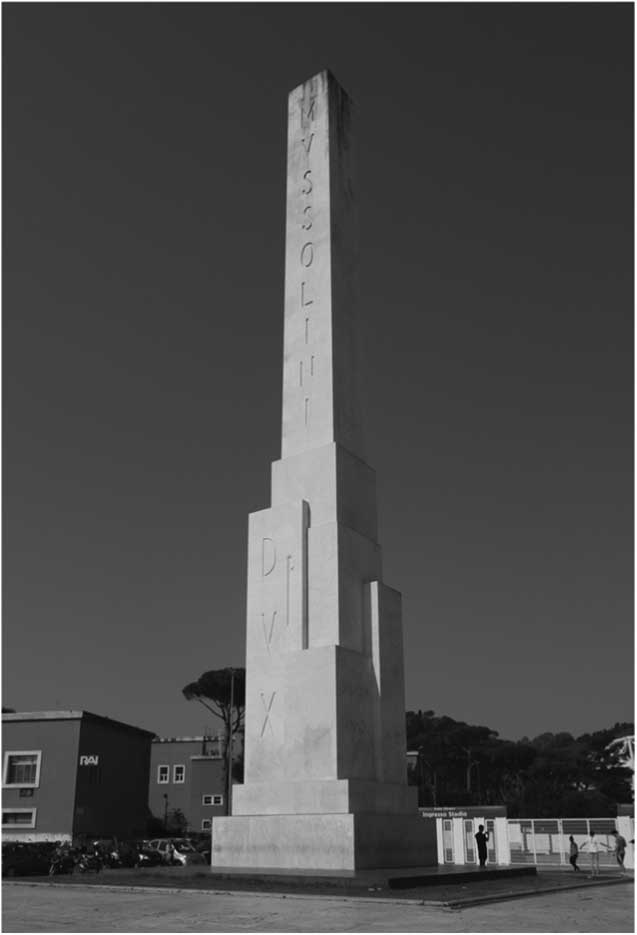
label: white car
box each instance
[147,838,205,866]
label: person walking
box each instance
[610,830,627,874]
[579,831,609,876]
[474,824,490,868]
[568,835,580,871]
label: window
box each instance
[3,809,36,829]
[157,765,169,784]
[173,764,185,784]
[201,819,212,831]
[202,794,223,806]
[3,751,42,788]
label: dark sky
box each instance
[4,3,633,742]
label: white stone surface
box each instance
[271,443,378,541]
[232,778,416,816]
[213,71,430,871]
[281,72,364,462]
[212,813,437,871]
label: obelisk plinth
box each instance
[211,71,436,871]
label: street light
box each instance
[163,793,168,830]
[227,668,235,816]
[418,749,437,808]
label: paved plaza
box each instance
[3,880,634,932]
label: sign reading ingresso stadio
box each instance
[419,806,507,819]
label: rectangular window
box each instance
[157,765,169,784]
[173,764,185,784]
[2,809,36,829]
[201,819,212,831]
[3,751,42,788]
[202,794,224,806]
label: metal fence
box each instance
[508,817,620,867]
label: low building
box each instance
[148,736,228,833]
[2,710,154,843]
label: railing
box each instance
[508,817,623,867]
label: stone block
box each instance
[245,501,309,662]
[232,779,416,816]
[271,443,378,542]
[211,812,437,871]
[368,582,407,784]
[243,645,338,785]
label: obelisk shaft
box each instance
[282,71,364,462]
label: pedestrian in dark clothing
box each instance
[610,830,627,873]
[475,824,489,867]
[568,835,580,871]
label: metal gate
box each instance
[508,817,621,867]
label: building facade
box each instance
[2,711,154,842]
[148,736,227,833]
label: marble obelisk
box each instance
[212,71,436,871]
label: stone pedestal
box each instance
[212,71,433,872]
[212,812,436,871]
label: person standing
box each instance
[579,831,609,876]
[610,830,627,873]
[474,824,490,868]
[568,835,580,871]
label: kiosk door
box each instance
[442,820,454,863]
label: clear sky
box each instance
[4,4,633,742]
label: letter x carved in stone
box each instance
[259,691,276,737]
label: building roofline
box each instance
[3,710,84,722]
[153,735,223,743]
[2,710,156,737]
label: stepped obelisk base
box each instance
[211,812,437,871]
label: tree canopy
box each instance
[182,667,245,740]
[407,710,633,817]
[182,667,247,807]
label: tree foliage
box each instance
[182,667,246,812]
[182,668,245,742]
[407,710,633,817]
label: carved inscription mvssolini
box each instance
[299,92,317,430]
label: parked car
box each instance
[134,843,164,868]
[2,842,52,878]
[147,838,206,866]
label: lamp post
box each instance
[227,668,235,816]
[163,793,168,831]
[418,749,438,808]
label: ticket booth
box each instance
[420,806,510,866]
